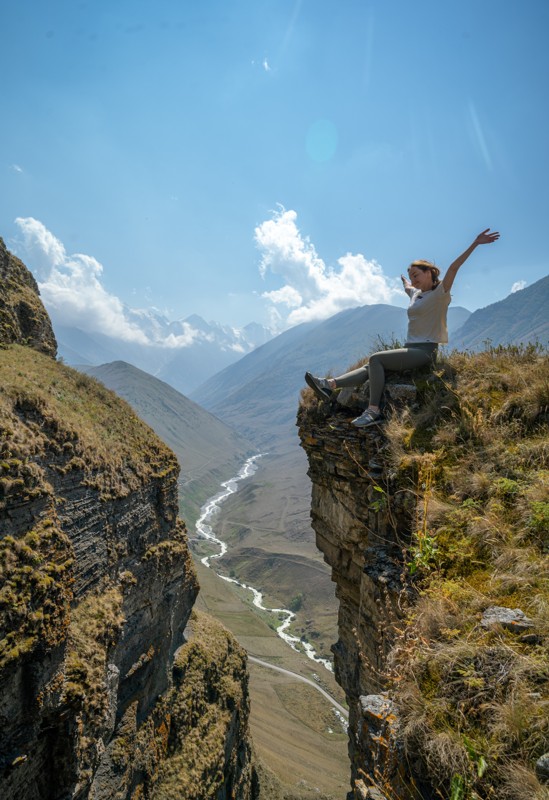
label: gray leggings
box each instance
[334,343,438,407]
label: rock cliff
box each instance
[298,398,412,798]
[0,243,256,799]
[0,237,57,357]
[298,352,549,800]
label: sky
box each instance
[1,0,548,345]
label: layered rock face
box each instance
[297,403,412,799]
[0,244,256,799]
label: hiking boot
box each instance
[305,372,333,401]
[351,409,383,427]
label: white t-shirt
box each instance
[406,282,451,344]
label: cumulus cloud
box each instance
[255,207,399,328]
[511,280,527,293]
[13,217,201,348]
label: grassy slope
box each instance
[379,345,549,800]
[0,345,176,498]
[80,360,253,523]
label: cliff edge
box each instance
[298,348,549,800]
[0,242,256,798]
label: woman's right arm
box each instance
[442,229,500,293]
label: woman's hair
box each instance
[408,259,441,288]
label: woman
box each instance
[305,228,500,427]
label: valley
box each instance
[193,558,349,799]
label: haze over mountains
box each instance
[58,274,548,411]
[58,311,272,394]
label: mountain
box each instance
[55,311,273,394]
[80,360,253,522]
[451,274,549,350]
[1,239,256,800]
[190,303,470,450]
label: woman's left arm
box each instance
[442,228,500,292]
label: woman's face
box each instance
[408,266,434,291]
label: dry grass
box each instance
[0,344,178,502]
[140,610,251,799]
[382,345,549,799]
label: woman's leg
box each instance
[333,364,369,388]
[367,347,432,407]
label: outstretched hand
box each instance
[475,228,500,246]
[401,273,411,287]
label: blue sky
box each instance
[2,0,548,339]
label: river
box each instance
[195,453,334,673]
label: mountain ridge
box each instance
[79,359,254,523]
[55,311,273,394]
[451,273,549,350]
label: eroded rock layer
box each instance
[297,403,410,797]
[0,242,256,799]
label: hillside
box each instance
[80,360,253,523]
[452,274,549,351]
[298,344,549,799]
[0,236,57,357]
[0,240,258,799]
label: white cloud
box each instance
[13,217,201,348]
[255,207,399,328]
[511,280,526,293]
[11,164,23,173]
[162,327,202,348]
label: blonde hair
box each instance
[408,259,441,288]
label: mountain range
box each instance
[57,312,272,395]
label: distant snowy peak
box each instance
[181,314,272,352]
[121,307,273,352]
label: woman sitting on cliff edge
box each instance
[305,228,500,428]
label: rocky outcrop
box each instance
[0,237,57,357]
[297,403,411,798]
[0,241,257,799]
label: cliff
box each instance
[0,243,256,798]
[0,237,57,357]
[298,348,549,800]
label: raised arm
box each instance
[401,273,414,297]
[442,229,500,293]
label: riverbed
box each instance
[195,453,334,673]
